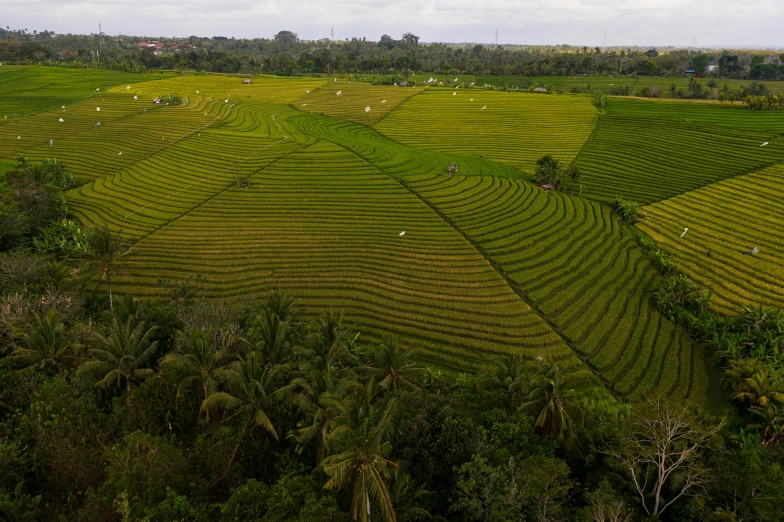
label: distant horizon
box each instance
[4,0,783,50]
[7,27,784,53]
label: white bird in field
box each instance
[365,106,371,113]
[481,105,486,110]
[680,227,689,238]
[761,142,769,147]
[61,106,65,109]
[17,136,21,139]
[381,100,387,104]
[134,96,137,100]
[126,86,130,90]
[118,152,122,155]
[302,103,307,107]
[336,91,342,96]
[453,92,456,96]
[454,78,458,82]
[225,99,229,103]
[470,98,474,101]
[96,107,101,111]
[399,231,406,236]
[471,82,475,86]
[96,88,100,91]
[59,118,64,122]
[306,90,310,93]
[196,90,200,94]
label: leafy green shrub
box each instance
[534,155,563,190]
[32,219,91,259]
[656,273,712,319]
[609,196,641,223]
[592,90,607,110]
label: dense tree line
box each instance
[3,158,784,520]
[1,27,782,80]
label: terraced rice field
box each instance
[574,115,784,204]
[638,164,784,313]
[19,66,784,406]
[110,140,577,371]
[606,97,784,135]
[295,79,424,125]
[404,175,708,402]
[374,89,598,174]
[0,66,171,116]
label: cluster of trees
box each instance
[3,26,782,80]
[3,159,784,520]
[631,78,784,106]
[533,156,581,194]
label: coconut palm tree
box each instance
[84,224,128,311]
[476,353,536,410]
[301,309,360,368]
[321,383,398,522]
[248,308,295,368]
[389,468,431,521]
[365,336,423,390]
[519,359,587,446]
[160,327,224,420]
[78,316,158,392]
[730,366,784,420]
[263,287,301,323]
[290,363,356,462]
[201,351,292,481]
[9,310,80,376]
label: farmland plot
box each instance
[294,79,425,125]
[405,174,709,402]
[374,89,598,174]
[574,115,784,204]
[638,164,784,313]
[111,140,576,371]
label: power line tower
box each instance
[98,22,103,64]
[331,27,334,40]
[495,29,498,46]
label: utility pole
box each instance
[98,22,103,64]
[331,27,334,40]
[495,29,498,47]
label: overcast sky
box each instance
[4,0,783,48]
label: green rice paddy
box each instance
[6,66,784,405]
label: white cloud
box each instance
[3,0,782,47]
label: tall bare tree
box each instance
[606,395,723,517]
